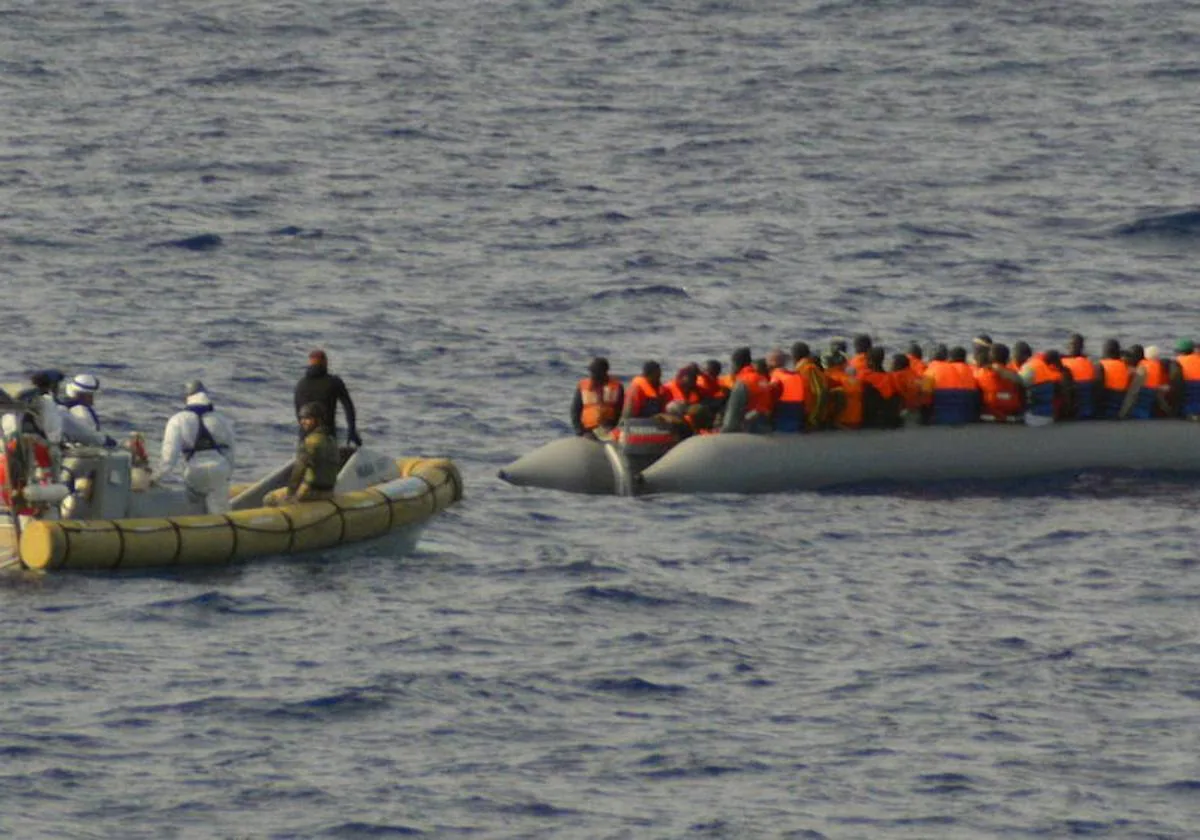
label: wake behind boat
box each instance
[500,421,1200,496]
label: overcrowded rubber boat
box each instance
[500,421,1200,496]
[1,393,462,572]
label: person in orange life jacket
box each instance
[860,347,901,429]
[723,347,773,433]
[918,344,949,423]
[696,359,729,412]
[847,334,872,379]
[663,364,702,408]
[1097,338,1134,418]
[1044,349,1076,419]
[925,346,979,425]
[822,351,863,429]
[768,348,807,433]
[976,343,1025,422]
[625,360,669,419]
[1170,339,1200,420]
[906,342,927,377]
[791,341,827,429]
[1133,345,1173,418]
[1018,346,1062,426]
[571,356,624,438]
[889,353,923,419]
[1061,333,1102,419]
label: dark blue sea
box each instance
[5,1,1200,837]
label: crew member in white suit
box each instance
[156,381,236,513]
[59,373,116,448]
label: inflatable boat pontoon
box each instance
[500,421,1200,496]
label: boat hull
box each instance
[4,456,461,572]
[501,422,1200,496]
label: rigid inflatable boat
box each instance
[500,421,1200,496]
[1,394,462,571]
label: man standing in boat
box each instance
[156,381,236,514]
[294,349,362,449]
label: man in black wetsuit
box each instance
[293,349,362,447]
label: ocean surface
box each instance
[4,0,1200,836]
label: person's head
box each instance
[754,358,769,376]
[765,348,787,371]
[830,338,848,356]
[853,334,872,355]
[973,334,993,349]
[890,353,909,372]
[307,348,328,372]
[675,366,697,390]
[184,379,212,408]
[949,346,968,364]
[65,373,100,405]
[990,342,1011,366]
[1129,343,1145,364]
[298,401,326,432]
[791,341,810,362]
[907,342,924,361]
[932,344,948,362]
[973,344,991,367]
[868,346,886,372]
[823,350,846,369]
[1013,341,1032,365]
[588,356,610,381]
[642,360,662,386]
[1121,348,1137,366]
[1102,338,1121,359]
[1067,333,1085,356]
[30,369,65,397]
[1044,349,1063,369]
[731,346,752,371]
[703,359,722,379]
[1144,346,1161,363]
[1175,339,1195,356]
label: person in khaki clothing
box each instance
[266,402,340,506]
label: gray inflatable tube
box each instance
[500,422,1200,496]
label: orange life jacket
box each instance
[626,375,668,419]
[906,355,926,376]
[736,365,776,416]
[1022,355,1061,418]
[663,379,701,406]
[1138,358,1167,389]
[1179,353,1200,416]
[976,367,1024,421]
[578,377,622,430]
[825,367,862,429]
[848,352,870,379]
[770,368,808,432]
[858,369,895,400]
[794,359,827,426]
[1098,358,1131,418]
[891,367,923,410]
[696,372,729,403]
[927,361,979,424]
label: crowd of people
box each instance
[1,349,362,519]
[571,334,1200,442]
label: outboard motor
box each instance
[618,417,678,474]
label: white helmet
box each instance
[65,373,100,400]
